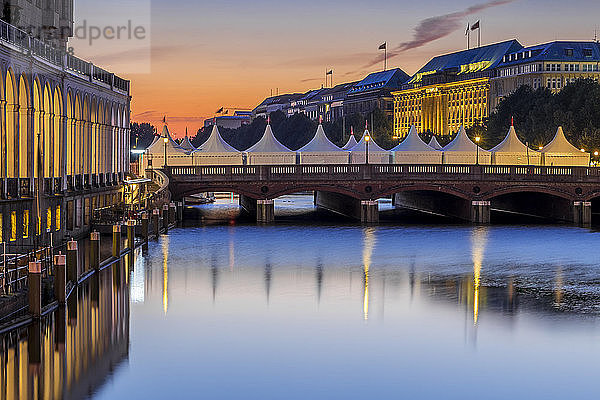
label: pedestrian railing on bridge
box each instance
[163,164,600,182]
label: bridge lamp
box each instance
[365,134,371,165]
[163,137,169,168]
[475,136,481,165]
[539,146,543,151]
[594,151,599,156]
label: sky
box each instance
[70,0,600,137]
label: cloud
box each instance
[365,0,516,68]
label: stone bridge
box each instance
[161,164,600,224]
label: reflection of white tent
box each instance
[392,126,442,164]
[491,125,541,165]
[349,129,390,164]
[142,124,191,170]
[245,124,296,165]
[428,136,443,150]
[192,125,243,165]
[541,126,590,166]
[298,124,349,164]
[342,129,358,150]
[442,126,491,165]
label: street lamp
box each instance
[365,133,371,165]
[163,137,168,168]
[475,136,481,165]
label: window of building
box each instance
[10,212,16,242]
[565,48,574,57]
[546,64,551,72]
[575,64,580,71]
[23,210,29,239]
[47,208,52,232]
[547,78,552,88]
[583,48,593,57]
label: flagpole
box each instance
[384,46,387,71]
[478,25,481,48]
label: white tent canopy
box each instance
[192,124,243,165]
[350,129,390,164]
[179,131,196,153]
[392,126,442,164]
[298,124,348,164]
[246,124,296,165]
[443,126,491,165]
[490,125,541,165]
[342,130,358,150]
[428,136,443,150]
[142,124,191,170]
[541,126,590,166]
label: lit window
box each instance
[47,208,52,232]
[23,210,29,239]
[56,206,61,231]
[10,212,16,241]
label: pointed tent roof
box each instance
[196,125,239,153]
[541,127,582,154]
[298,124,344,152]
[428,136,443,150]
[350,130,387,152]
[180,134,196,152]
[491,126,531,153]
[342,130,358,150]
[146,124,185,155]
[443,126,488,152]
[391,126,437,152]
[246,124,291,152]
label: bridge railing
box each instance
[164,164,600,182]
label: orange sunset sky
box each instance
[70,0,600,137]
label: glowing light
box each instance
[163,137,169,144]
[580,148,586,153]
[365,135,371,143]
[475,136,481,143]
[594,151,599,156]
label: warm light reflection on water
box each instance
[3,196,600,399]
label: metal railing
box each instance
[0,19,130,94]
[164,164,600,183]
[0,243,60,296]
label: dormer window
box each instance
[565,48,574,57]
[583,48,593,57]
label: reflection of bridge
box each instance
[161,164,600,224]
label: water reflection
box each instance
[162,236,169,314]
[362,227,376,321]
[0,262,130,399]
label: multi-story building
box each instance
[0,8,130,251]
[491,41,600,108]
[392,40,522,137]
[204,111,252,130]
[1,0,73,49]
[344,68,409,118]
[318,82,356,122]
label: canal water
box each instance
[2,195,600,399]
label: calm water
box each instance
[2,195,600,399]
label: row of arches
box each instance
[1,67,129,179]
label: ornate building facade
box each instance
[392,40,521,138]
[0,16,130,251]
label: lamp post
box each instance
[475,136,481,165]
[163,137,168,168]
[365,134,371,165]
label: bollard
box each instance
[169,202,176,225]
[177,201,183,222]
[66,240,78,283]
[127,220,136,250]
[28,260,42,318]
[54,253,67,304]
[153,208,160,238]
[141,212,149,251]
[162,204,169,233]
[90,231,100,271]
[112,224,122,258]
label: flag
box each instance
[465,25,470,36]
[162,115,167,124]
[471,20,480,31]
[224,110,229,115]
[326,70,333,75]
[378,42,386,50]
[216,107,224,114]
